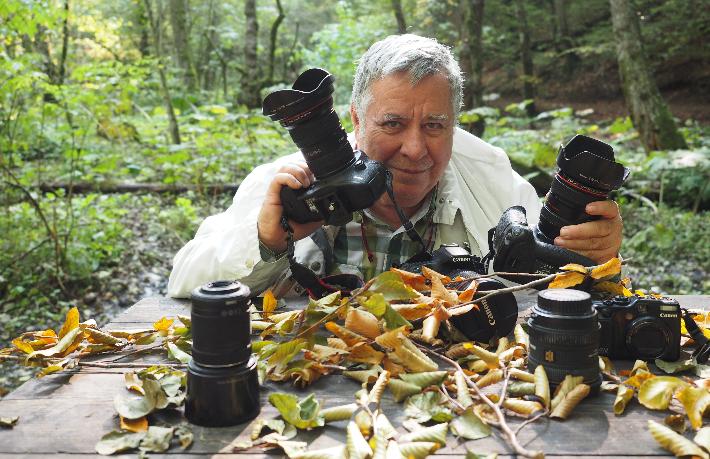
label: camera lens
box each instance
[186,280,260,427]
[449,278,518,343]
[626,318,673,359]
[262,68,356,179]
[528,289,601,392]
[535,135,630,243]
[190,280,252,367]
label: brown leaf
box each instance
[345,308,381,339]
[390,267,428,291]
[120,415,148,433]
[430,275,459,305]
[391,302,434,321]
[647,420,709,459]
[347,343,385,365]
[550,384,591,420]
[421,266,451,284]
[548,271,586,289]
[560,263,588,274]
[664,414,687,434]
[325,321,367,346]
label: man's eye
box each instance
[384,121,401,128]
[426,122,444,129]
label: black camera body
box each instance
[279,151,388,226]
[399,243,518,343]
[594,295,681,361]
[492,205,595,275]
[263,68,389,227]
[490,135,629,277]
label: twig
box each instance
[439,383,465,412]
[0,354,185,369]
[515,409,548,435]
[101,342,166,363]
[415,343,544,459]
[498,367,510,408]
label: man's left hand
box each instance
[553,200,623,265]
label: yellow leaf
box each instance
[550,384,591,420]
[421,265,451,284]
[648,420,709,459]
[262,290,277,320]
[12,338,34,354]
[552,375,584,411]
[390,267,428,291]
[120,415,148,432]
[503,399,544,417]
[325,321,367,346]
[345,308,381,339]
[613,384,634,415]
[534,365,551,410]
[430,275,459,306]
[347,343,385,366]
[590,257,622,280]
[462,343,500,370]
[153,317,174,334]
[548,271,586,289]
[592,281,633,297]
[560,263,588,274]
[638,376,689,410]
[58,307,80,339]
[676,386,710,430]
[124,372,145,395]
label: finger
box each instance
[585,200,620,219]
[277,164,312,187]
[554,235,614,252]
[559,218,616,240]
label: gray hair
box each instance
[351,34,463,125]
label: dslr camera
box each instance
[491,135,630,275]
[399,243,518,343]
[262,68,389,227]
[594,295,681,361]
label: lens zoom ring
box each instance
[529,328,598,346]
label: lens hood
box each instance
[557,135,630,191]
[262,68,335,124]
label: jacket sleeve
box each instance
[167,157,294,298]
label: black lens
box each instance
[528,289,601,392]
[190,280,252,366]
[535,135,630,243]
[262,68,355,179]
[186,280,260,426]
[626,318,672,359]
[449,278,518,343]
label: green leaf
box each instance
[95,430,146,455]
[114,378,166,419]
[450,406,492,440]
[363,293,387,318]
[655,357,695,374]
[405,392,453,423]
[370,272,419,301]
[268,393,324,429]
[267,339,306,375]
[139,426,174,453]
[167,341,192,364]
[173,424,193,450]
[400,422,448,444]
[388,378,422,403]
[399,371,448,389]
[382,304,412,330]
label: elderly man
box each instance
[168,34,622,298]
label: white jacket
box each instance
[167,128,541,297]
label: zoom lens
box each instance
[535,135,630,243]
[626,318,672,359]
[528,289,601,393]
[262,68,355,179]
[186,280,260,427]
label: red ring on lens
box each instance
[556,173,608,198]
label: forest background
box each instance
[0,0,708,394]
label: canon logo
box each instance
[659,313,677,318]
[451,257,470,263]
[482,300,495,326]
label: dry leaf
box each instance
[476,369,503,388]
[345,308,381,339]
[390,267,428,291]
[647,420,709,459]
[346,343,384,365]
[590,257,622,280]
[120,415,148,433]
[676,385,710,430]
[390,302,433,321]
[421,265,451,284]
[550,384,591,420]
[325,321,367,346]
[321,403,358,423]
[262,290,277,320]
[509,368,535,383]
[513,324,529,350]
[534,365,551,410]
[503,399,544,417]
[613,384,634,415]
[462,343,499,369]
[430,275,459,305]
[665,414,687,434]
[58,306,80,339]
[638,376,690,410]
[560,263,588,274]
[548,271,586,289]
[389,378,422,402]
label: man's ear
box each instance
[350,104,360,145]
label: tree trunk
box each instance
[514,0,536,116]
[553,0,577,78]
[57,0,70,85]
[199,0,219,90]
[391,0,407,33]
[144,0,181,144]
[466,0,485,108]
[267,0,285,85]
[239,0,261,108]
[609,0,687,151]
[168,0,194,90]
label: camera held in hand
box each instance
[594,295,681,361]
[262,68,389,227]
[399,243,518,343]
[490,135,630,276]
[185,281,260,427]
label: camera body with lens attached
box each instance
[263,68,389,227]
[594,295,681,361]
[491,135,630,276]
[399,243,519,343]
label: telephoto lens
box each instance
[528,289,601,393]
[185,281,260,427]
[535,135,630,243]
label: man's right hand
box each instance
[257,161,324,255]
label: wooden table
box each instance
[1,293,708,458]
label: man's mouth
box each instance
[392,166,428,174]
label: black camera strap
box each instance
[384,170,428,254]
[682,309,710,364]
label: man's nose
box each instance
[399,126,428,160]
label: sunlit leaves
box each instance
[550,384,590,420]
[450,407,492,440]
[638,376,690,410]
[647,420,709,459]
[95,430,145,455]
[676,386,710,430]
[268,393,325,430]
[613,384,634,415]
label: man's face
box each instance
[352,71,455,213]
